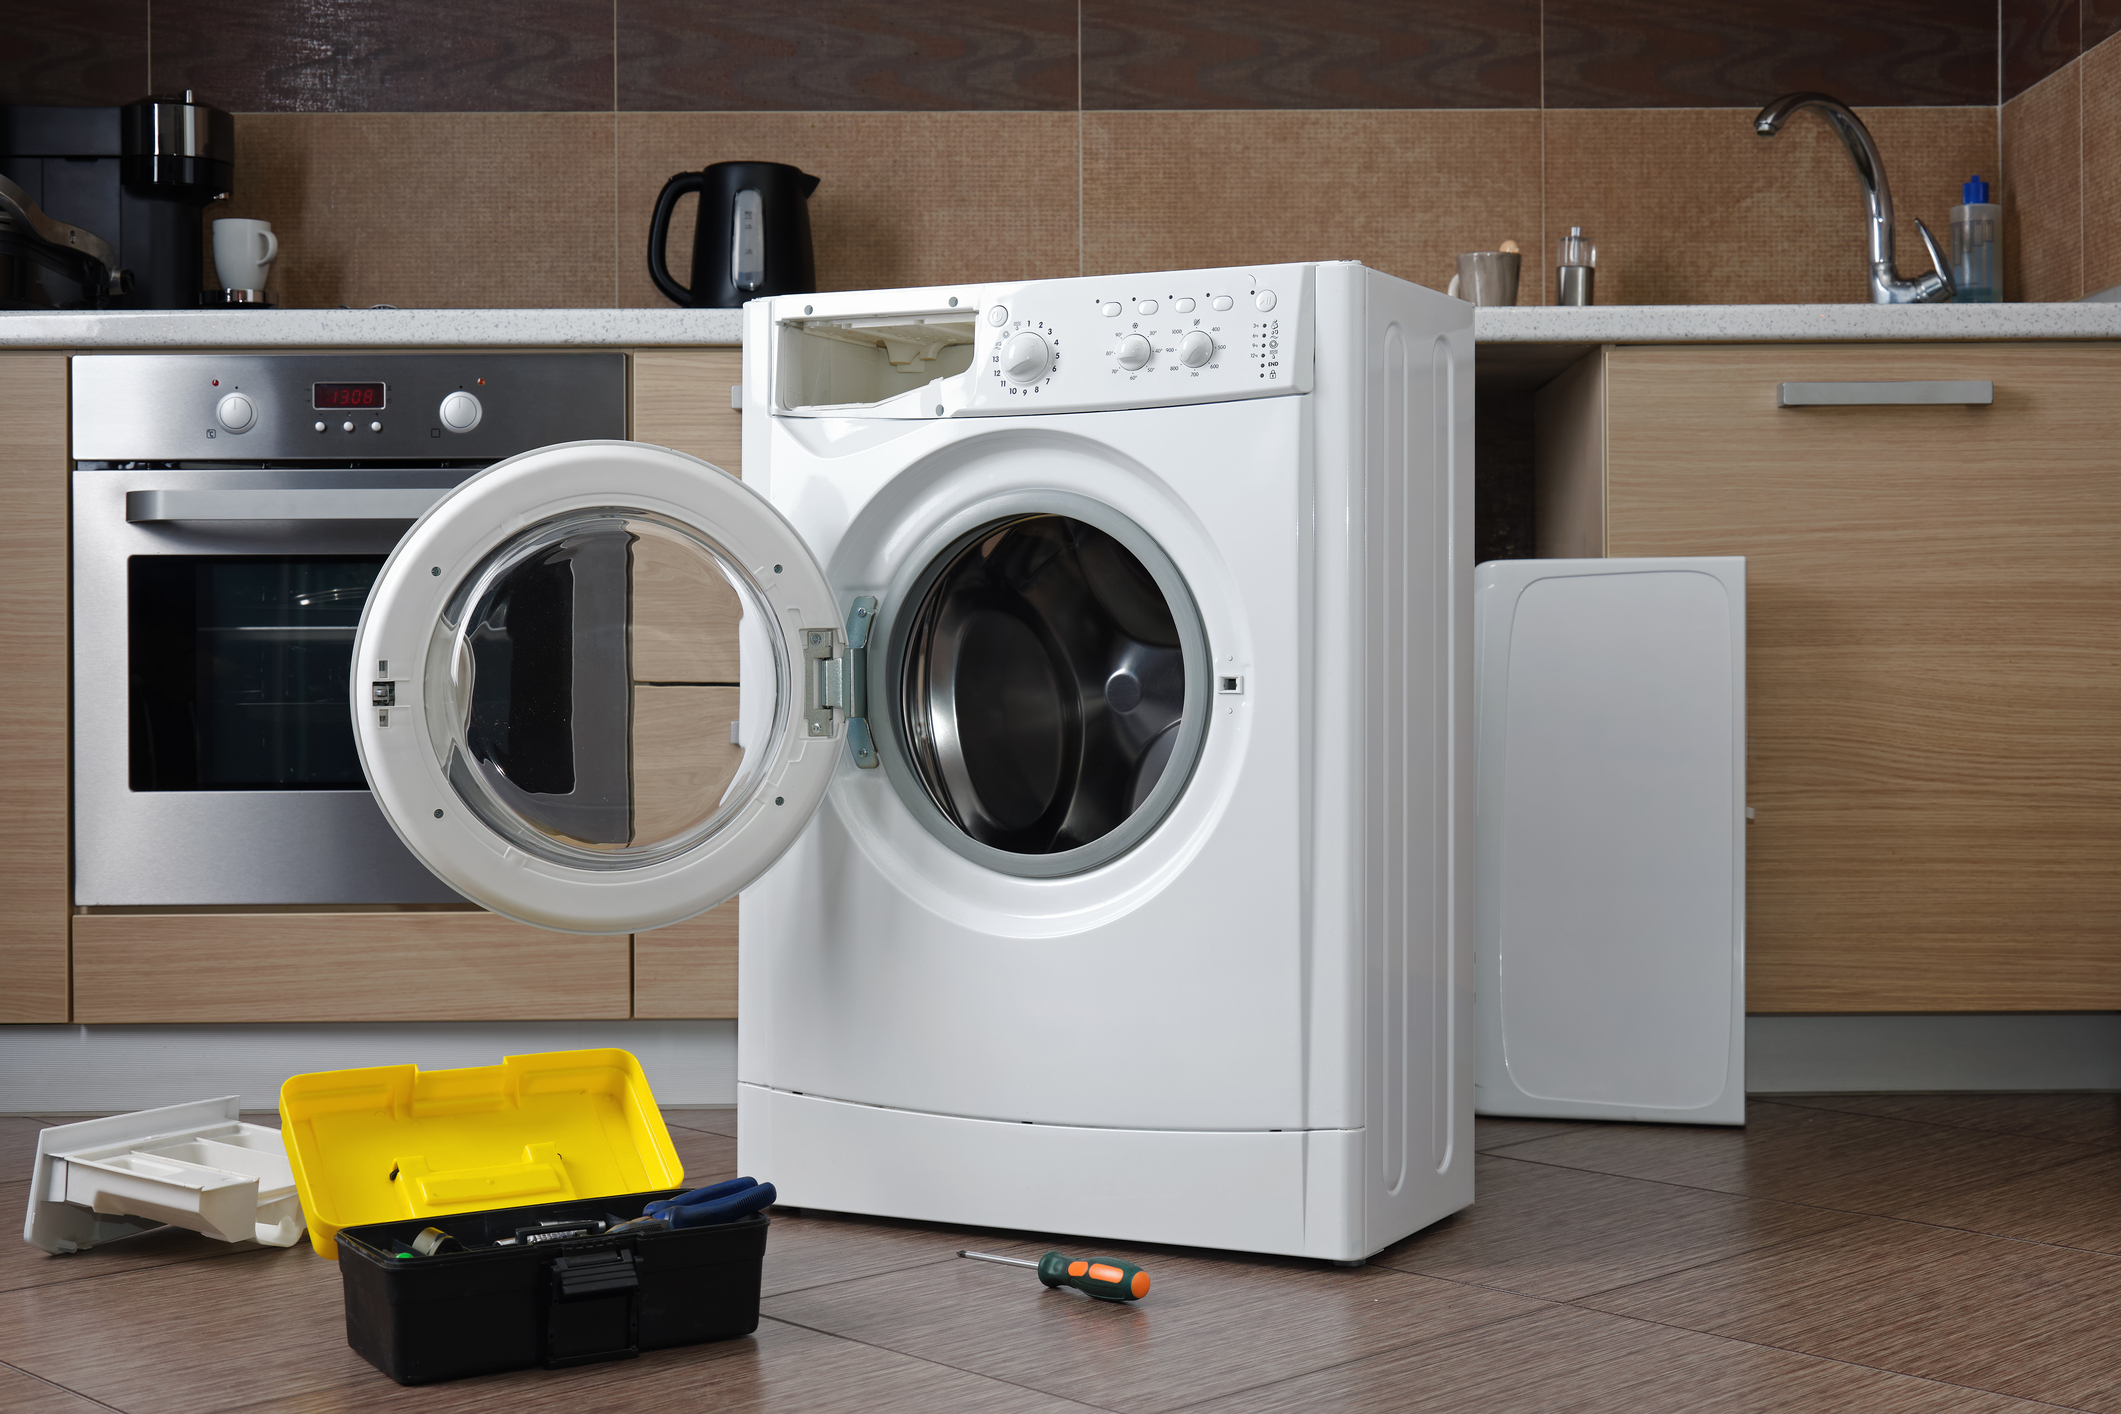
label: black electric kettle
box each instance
[648,160,819,308]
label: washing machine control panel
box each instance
[958,264,1314,417]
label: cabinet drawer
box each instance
[1604,343,2121,1012]
[73,912,631,1022]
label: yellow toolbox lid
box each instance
[279,1049,685,1259]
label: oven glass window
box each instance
[129,556,384,790]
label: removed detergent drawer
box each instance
[336,1198,768,1384]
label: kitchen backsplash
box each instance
[5,0,2115,307]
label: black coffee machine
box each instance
[0,92,234,310]
[649,161,819,308]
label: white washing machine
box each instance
[350,261,1472,1261]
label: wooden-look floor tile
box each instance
[669,1125,738,1183]
[226,1318,1100,1414]
[1897,1148,2121,1255]
[760,1211,996,1299]
[1774,1092,2121,1148]
[1486,1100,2094,1217]
[1200,1302,2059,1414]
[1583,1216,2121,1411]
[664,1106,739,1138]
[0,1361,111,1414]
[765,1239,1546,1413]
[1373,1154,1858,1300]
[1472,1117,1582,1151]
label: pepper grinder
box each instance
[1557,226,1596,305]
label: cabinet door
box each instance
[1,355,70,1022]
[1605,342,2121,1012]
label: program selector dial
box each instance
[215,392,256,433]
[439,390,483,432]
[1178,331,1216,368]
[1115,333,1154,370]
[1000,331,1053,383]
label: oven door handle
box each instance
[124,487,453,522]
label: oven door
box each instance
[354,440,838,934]
[74,467,474,905]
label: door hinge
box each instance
[801,595,879,768]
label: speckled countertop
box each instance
[0,302,2116,349]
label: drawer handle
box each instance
[1778,380,1993,406]
[125,487,449,522]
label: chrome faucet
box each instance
[1755,92,1954,304]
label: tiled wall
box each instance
[3,1,2089,309]
[2000,4,2121,299]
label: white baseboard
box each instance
[3,1014,2110,1115]
[0,1020,737,1113]
[1748,1013,2121,1092]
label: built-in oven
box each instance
[72,352,626,905]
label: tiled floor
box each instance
[4,1095,2119,1412]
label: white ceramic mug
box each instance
[212,218,278,292]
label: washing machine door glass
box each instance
[889,508,1211,877]
[352,440,839,934]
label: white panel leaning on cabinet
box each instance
[1474,558,1746,1125]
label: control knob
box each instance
[215,392,256,433]
[439,390,483,433]
[999,331,1052,384]
[1178,331,1216,368]
[1115,333,1153,371]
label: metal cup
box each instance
[1447,251,1521,307]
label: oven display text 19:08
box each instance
[312,382,387,410]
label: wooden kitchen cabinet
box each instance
[1547,342,2121,1012]
[1,355,71,1022]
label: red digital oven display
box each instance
[312,382,388,410]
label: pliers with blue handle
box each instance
[607,1176,776,1234]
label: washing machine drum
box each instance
[889,511,1211,876]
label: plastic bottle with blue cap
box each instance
[1951,175,2000,303]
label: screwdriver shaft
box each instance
[957,1249,1038,1269]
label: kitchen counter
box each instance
[0,307,745,348]
[3,301,2119,352]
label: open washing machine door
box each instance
[350,439,850,934]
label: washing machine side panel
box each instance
[1353,268,1476,1252]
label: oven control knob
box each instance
[1000,331,1052,384]
[215,392,256,433]
[1115,333,1153,370]
[439,390,483,433]
[1178,330,1216,368]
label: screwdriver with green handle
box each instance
[957,1248,1151,1301]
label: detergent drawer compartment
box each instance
[335,1193,767,1385]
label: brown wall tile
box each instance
[1545,0,1998,109]
[618,1,1077,112]
[2084,38,2121,292]
[1544,107,1996,305]
[202,113,616,309]
[2002,65,2084,299]
[2005,0,2083,101]
[0,0,148,105]
[154,0,614,112]
[1080,0,1539,111]
[616,113,1078,306]
[2091,0,2121,47]
[1082,111,1542,301]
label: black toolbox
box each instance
[335,1190,768,1384]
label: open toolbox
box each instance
[24,1097,303,1253]
[279,1048,686,1259]
[337,1193,769,1383]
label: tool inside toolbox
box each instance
[359,1177,777,1259]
